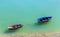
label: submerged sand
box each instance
[0,32,60,37]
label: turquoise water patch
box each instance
[0,0,60,34]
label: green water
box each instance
[0,0,60,34]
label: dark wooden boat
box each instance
[8,24,23,30]
[38,16,52,23]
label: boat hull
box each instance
[8,24,23,30]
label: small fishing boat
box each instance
[8,24,23,30]
[38,16,52,23]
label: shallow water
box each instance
[0,0,60,34]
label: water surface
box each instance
[0,0,60,34]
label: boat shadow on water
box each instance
[34,21,52,26]
[4,28,23,34]
[33,21,52,30]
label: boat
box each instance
[8,24,23,30]
[38,16,52,23]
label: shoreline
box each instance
[0,32,60,37]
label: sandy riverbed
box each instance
[0,32,60,37]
